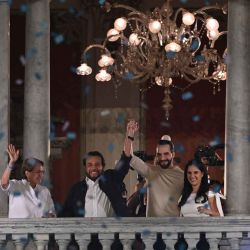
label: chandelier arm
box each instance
[195,5,224,15]
[210,31,228,48]
[82,44,111,62]
[111,3,148,20]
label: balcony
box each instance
[1,217,250,250]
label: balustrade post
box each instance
[75,234,91,250]
[99,234,114,250]
[227,232,242,250]
[240,232,250,250]
[12,234,28,250]
[55,234,71,250]
[141,232,154,249]
[34,234,49,250]
[120,233,134,250]
[206,232,221,250]
[183,233,199,249]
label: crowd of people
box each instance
[0,120,224,218]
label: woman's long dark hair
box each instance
[178,159,209,207]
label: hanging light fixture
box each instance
[77,0,227,119]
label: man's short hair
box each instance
[157,135,174,152]
[82,151,106,167]
[22,158,44,179]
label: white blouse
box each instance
[180,192,214,217]
[1,179,55,218]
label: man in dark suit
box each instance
[59,120,137,217]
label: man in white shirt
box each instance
[0,144,55,218]
[59,122,135,217]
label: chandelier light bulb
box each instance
[165,42,181,52]
[114,17,127,31]
[76,63,92,75]
[129,33,140,46]
[206,17,219,31]
[207,29,219,40]
[148,20,161,33]
[182,12,195,26]
[107,28,120,42]
[95,69,112,81]
[98,55,114,67]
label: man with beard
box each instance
[127,121,184,217]
[59,121,136,217]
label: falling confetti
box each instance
[182,91,193,100]
[15,79,23,85]
[108,143,114,152]
[0,132,4,141]
[227,152,233,162]
[100,109,111,116]
[116,112,125,124]
[62,121,70,131]
[192,115,200,122]
[67,132,77,140]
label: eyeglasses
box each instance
[30,170,45,175]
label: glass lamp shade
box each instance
[129,33,140,46]
[76,63,92,75]
[95,69,112,81]
[207,29,219,40]
[165,42,181,52]
[107,28,120,42]
[114,17,127,31]
[148,20,161,33]
[206,18,219,31]
[98,55,114,67]
[182,12,195,26]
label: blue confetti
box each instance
[13,191,21,197]
[182,91,193,100]
[124,72,134,80]
[192,115,200,122]
[26,47,37,60]
[67,132,77,140]
[35,72,42,80]
[7,0,12,6]
[108,143,114,152]
[0,132,4,141]
[116,112,125,124]
[142,229,151,236]
[175,143,185,153]
[99,0,105,5]
[209,135,221,146]
[54,34,64,44]
[180,0,188,3]
[20,4,30,13]
[212,183,222,193]
[227,152,233,162]
[49,132,56,140]
[78,208,85,216]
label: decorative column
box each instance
[225,0,250,215]
[0,0,10,217]
[23,0,50,181]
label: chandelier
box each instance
[77,0,227,119]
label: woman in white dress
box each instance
[178,159,221,217]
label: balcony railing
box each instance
[0,217,250,250]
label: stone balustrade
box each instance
[0,217,250,249]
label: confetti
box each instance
[100,109,111,116]
[62,121,70,131]
[0,132,4,141]
[116,112,125,124]
[54,34,64,44]
[192,115,200,122]
[67,132,77,140]
[182,91,193,100]
[108,143,114,152]
[15,79,23,85]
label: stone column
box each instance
[225,0,250,215]
[23,0,50,181]
[0,0,10,217]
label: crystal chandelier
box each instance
[77,0,227,119]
